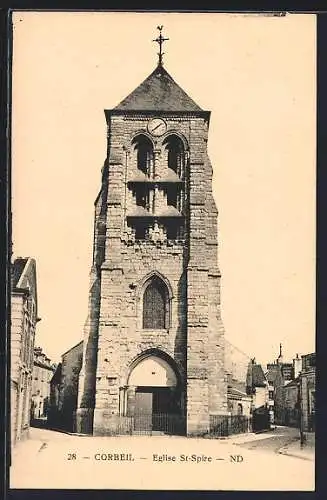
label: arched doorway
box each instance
[125,353,183,434]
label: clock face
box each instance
[147,118,167,137]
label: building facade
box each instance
[11,257,39,446]
[225,340,252,417]
[246,359,269,410]
[282,377,300,427]
[49,341,83,431]
[76,32,227,436]
[300,353,315,432]
[266,346,302,425]
[246,359,270,431]
[31,347,56,420]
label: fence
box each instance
[209,415,251,437]
[133,413,185,436]
[70,412,257,437]
[72,411,185,436]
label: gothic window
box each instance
[163,135,185,177]
[143,277,169,329]
[132,135,154,176]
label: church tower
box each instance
[76,27,227,436]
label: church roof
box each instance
[114,65,203,112]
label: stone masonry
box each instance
[76,62,227,436]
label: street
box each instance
[235,426,304,453]
[10,426,314,491]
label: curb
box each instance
[32,426,90,437]
[278,449,315,462]
[277,438,315,462]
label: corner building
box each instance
[76,59,227,436]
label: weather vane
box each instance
[153,25,169,66]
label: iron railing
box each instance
[68,412,255,437]
[209,415,251,437]
[72,411,185,436]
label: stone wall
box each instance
[228,397,252,417]
[77,111,227,436]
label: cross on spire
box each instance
[153,25,169,66]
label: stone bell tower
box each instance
[76,27,227,436]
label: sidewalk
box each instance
[229,428,278,445]
[278,437,315,462]
[231,434,270,445]
[11,434,46,464]
[11,426,71,465]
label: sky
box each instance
[11,12,316,366]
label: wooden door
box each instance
[134,391,153,432]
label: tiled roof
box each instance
[11,258,28,288]
[252,364,267,387]
[114,65,202,112]
[247,361,267,389]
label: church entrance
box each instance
[126,354,184,435]
[135,386,177,414]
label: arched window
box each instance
[237,403,243,416]
[163,135,185,177]
[163,135,186,214]
[132,135,154,176]
[143,277,169,329]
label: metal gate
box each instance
[133,413,185,435]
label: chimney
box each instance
[293,353,301,379]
